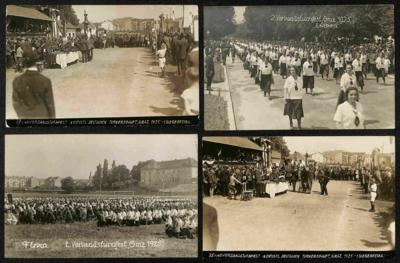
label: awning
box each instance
[203,137,263,151]
[7,5,53,22]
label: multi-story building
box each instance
[5,176,28,189]
[140,158,197,189]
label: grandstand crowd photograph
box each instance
[204,5,394,130]
[4,134,198,258]
[6,4,199,120]
[203,136,395,252]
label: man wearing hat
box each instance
[12,51,56,119]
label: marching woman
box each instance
[302,56,315,95]
[337,64,357,106]
[279,51,288,79]
[157,42,167,77]
[250,51,258,79]
[333,52,343,84]
[319,50,329,79]
[334,86,365,129]
[352,53,365,93]
[260,56,273,98]
[283,66,304,129]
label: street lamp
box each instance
[305,152,309,165]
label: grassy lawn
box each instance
[5,222,197,258]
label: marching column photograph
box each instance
[204,5,394,130]
[4,134,198,258]
[5,5,199,120]
[202,136,395,252]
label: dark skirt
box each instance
[303,76,314,90]
[251,66,257,78]
[243,61,249,70]
[280,63,287,76]
[333,68,341,78]
[260,74,272,92]
[319,64,327,75]
[355,71,364,87]
[313,62,318,73]
[284,99,304,119]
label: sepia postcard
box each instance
[4,134,198,258]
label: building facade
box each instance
[140,158,197,189]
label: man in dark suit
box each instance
[12,52,55,119]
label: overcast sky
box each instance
[72,5,197,26]
[5,135,197,179]
[284,136,395,154]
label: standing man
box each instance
[318,168,329,196]
[12,52,56,119]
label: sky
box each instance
[72,5,198,27]
[284,136,395,154]
[234,6,246,24]
[5,135,197,179]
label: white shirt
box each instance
[291,57,301,67]
[375,57,384,69]
[311,53,317,62]
[352,59,362,72]
[157,48,166,58]
[340,72,357,89]
[279,55,287,64]
[302,61,314,76]
[345,53,352,62]
[360,54,367,64]
[284,76,304,100]
[261,62,273,75]
[334,101,364,129]
[334,57,343,69]
[320,54,328,65]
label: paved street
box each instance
[6,48,186,119]
[224,58,395,130]
[204,180,394,251]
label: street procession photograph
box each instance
[203,5,395,130]
[5,4,199,125]
[202,136,395,253]
[4,134,198,258]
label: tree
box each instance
[102,159,110,188]
[61,177,75,193]
[110,165,130,189]
[204,6,236,39]
[48,5,80,26]
[92,163,102,190]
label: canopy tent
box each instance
[7,5,53,21]
[203,137,263,151]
